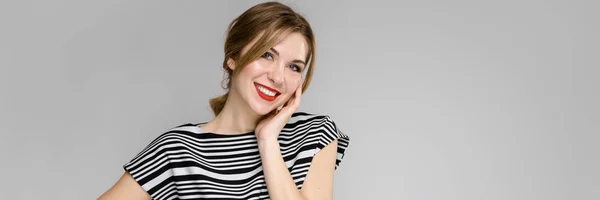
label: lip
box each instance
[254,82,281,102]
[254,82,281,94]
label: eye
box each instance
[289,64,302,72]
[261,52,273,60]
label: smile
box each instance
[254,82,281,101]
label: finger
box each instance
[277,86,302,117]
[293,85,302,107]
[285,90,298,109]
[285,88,299,107]
[279,98,298,116]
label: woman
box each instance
[99,2,350,199]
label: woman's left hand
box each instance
[255,85,302,141]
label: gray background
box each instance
[1,0,598,199]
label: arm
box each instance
[98,172,151,200]
[255,86,340,200]
[258,138,338,200]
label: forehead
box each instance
[272,32,309,61]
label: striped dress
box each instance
[123,112,350,200]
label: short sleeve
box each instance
[315,115,350,170]
[122,129,184,199]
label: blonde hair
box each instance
[209,1,316,116]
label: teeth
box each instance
[257,85,276,97]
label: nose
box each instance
[268,62,285,85]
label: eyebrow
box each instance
[270,47,306,66]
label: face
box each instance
[228,32,308,116]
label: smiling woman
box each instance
[98,2,350,200]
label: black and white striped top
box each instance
[123,112,350,200]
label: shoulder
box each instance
[125,123,201,165]
[287,112,346,135]
[144,123,202,147]
[289,111,351,169]
[288,111,335,127]
[121,123,202,197]
[287,111,350,150]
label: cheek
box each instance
[234,61,264,87]
[240,61,263,74]
[286,75,302,92]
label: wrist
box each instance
[255,131,280,143]
[257,138,279,151]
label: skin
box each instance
[98,32,338,200]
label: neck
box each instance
[205,91,261,134]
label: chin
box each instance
[246,89,286,116]
[249,102,278,116]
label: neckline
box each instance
[194,123,256,137]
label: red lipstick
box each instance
[254,82,280,102]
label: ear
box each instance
[227,58,236,71]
